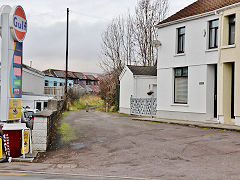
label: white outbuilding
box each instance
[119,65,157,115]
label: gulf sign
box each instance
[10,6,27,42]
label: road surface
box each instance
[1,110,240,179]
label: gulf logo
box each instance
[10,6,27,42]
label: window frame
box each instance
[229,14,236,45]
[174,67,188,104]
[45,80,49,86]
[177,27,185,54]
[54,81,57,86]
[209,19,219,49]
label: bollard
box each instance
[106,103,109,112]
[86,103,89,112]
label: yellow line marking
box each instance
[0,173,27,176]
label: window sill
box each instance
[220,44,236,49]
[174,53,185,57]
[206,48,218,52]
[171,103,189,107]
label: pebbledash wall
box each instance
[119,66,157,114]
[156,14,219,121]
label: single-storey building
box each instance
[119,65,157,114]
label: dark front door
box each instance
[231,63,235,119]
[214,64,217,118]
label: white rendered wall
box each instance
[22,69,44,95]
[158,15,218,69]
[119,68,134,114]
[135,76,157,98]
[157,14,218,121]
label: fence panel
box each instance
[130,96,157,116]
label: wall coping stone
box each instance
[34,110,57,117]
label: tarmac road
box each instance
[0,170,146,180]
[2,110,240,179]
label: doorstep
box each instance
[132,117,240,132]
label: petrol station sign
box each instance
[0,5,27,121]
[10,5,27,42]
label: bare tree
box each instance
[100,17,125,73]
[133,0,168,66]
[99,0,168,106]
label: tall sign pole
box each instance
[0,5,27,121]
[64,8,69,109]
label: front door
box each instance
[214,64,217,118]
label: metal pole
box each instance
[64,8,69,109]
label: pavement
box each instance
[1,110,240,179]
[132,117,240,132]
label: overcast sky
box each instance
[0,0,196,73]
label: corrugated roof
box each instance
[127,65,157,76]
[158,0,240,25]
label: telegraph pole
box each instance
[64,8,69,109]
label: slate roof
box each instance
[158,0,240,25]
[22,64,45,76]
[86,75,96,81]
[127,65,157,76]
[73,72,87,80]
[43,69,99,81]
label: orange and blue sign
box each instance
[10,6,27,42]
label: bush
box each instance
[109,106,117,112]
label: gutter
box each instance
[215,2,240,14]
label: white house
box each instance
[119,65,157,114]
[22,64,54,110]
[155,0,222,121]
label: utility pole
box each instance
[64,8,69,109]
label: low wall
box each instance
[32,99,63,152]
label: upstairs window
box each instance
[54,81,57,86]
[177,27,185,54]
[209,19,219,49]
[45,80,49,86]
[174,67,188,104]
[229,14,235,45]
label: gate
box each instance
[130,96,157,116]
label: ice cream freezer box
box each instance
[0,123,30,158]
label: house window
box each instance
[209,19,219,49]
[229,14,235,45]
[45,80,49,86]
[177,27,185,54]
[69,83,72,87]
[174,67,188,104]
[54,81,57,86]
[59,83,63,86]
